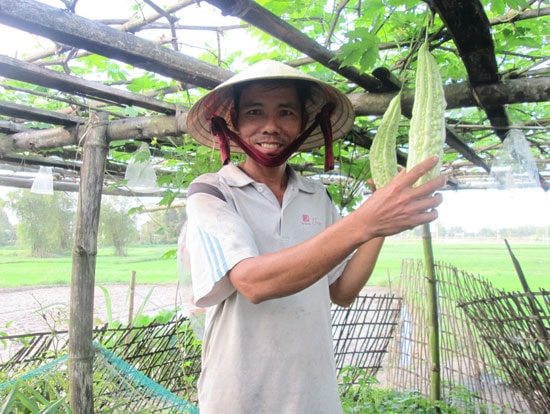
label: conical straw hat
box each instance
[185,60,355,153]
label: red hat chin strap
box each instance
[317,103,336,171]
[210,102,336,171]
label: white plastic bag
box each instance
[124,142,159,193]
[489,129,540,189]
[30,166,54,195]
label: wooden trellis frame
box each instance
[0,0,549,411]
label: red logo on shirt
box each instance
[302,214,321,226]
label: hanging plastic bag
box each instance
[124,142,159,193]
[177,220,206,340]
[30,166,54,195]
[489,129,540,189]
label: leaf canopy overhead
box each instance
[0,0,548,205]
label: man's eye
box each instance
[246,109,262,115]
[280,110,295,116]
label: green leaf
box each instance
[1,383,19,413]
[490,0,505,15]
[339,29,380,72]
[162,248,177,259]
[38,396,68,413]
[98,285,113,324]
[132,287,155,323]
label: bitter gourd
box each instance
[406,42,447,186]
[370,93,401,188]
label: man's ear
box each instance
[230,105,239,130]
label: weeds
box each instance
[338,367,498,413]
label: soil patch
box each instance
[0,282,194,337]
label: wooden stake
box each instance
[128,270,136,326]
[68,112,108,413]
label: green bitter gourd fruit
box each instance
[406,42,447,186]
[370,93,402,188]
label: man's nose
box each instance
[261,115,280,134]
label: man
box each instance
[183,60,445,413]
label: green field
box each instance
[0,245,178,287]
[370,239,549,291]
[0,240,548,292]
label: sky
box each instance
[434,187,550,232]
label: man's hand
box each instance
[357,156,445,238]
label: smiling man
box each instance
[184,60,445,413]
[231,80,305,204]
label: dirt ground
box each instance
[0,282,195,337]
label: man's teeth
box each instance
[259,143,279,149]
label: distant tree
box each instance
[0,200,16,246]
[435,223,447,238]
[478,227,497,238]
[99,198,139,256]
[7,190,75,257]
[139,206,186,245]
[446,226,465,238]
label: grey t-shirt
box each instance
[186,163,347,413]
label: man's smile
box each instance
[256,141,286,152]
[258,143,281,149]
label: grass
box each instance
[0,240,548,291]
[0,245,177,287]
[370,238,549,291]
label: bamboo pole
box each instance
[504,238,550,355]
[69,112,109,413]
[422,222,441,403]
[128,270,136,326]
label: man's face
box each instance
[236,82,303,157]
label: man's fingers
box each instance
[410,208,440,228]
[414,192,444,212]
[403,156,440,184]
[416,175,447,195]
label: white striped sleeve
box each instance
[186,191,258,307]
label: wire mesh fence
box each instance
[1,315,201,406]
[386,259,548,413]
[332,293,402,383]
[458,289,550,413]
[1,293,400,409]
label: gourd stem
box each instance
[422,222,441,403]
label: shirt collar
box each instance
[220,163,316,194]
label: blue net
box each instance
[0,342,198,413]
